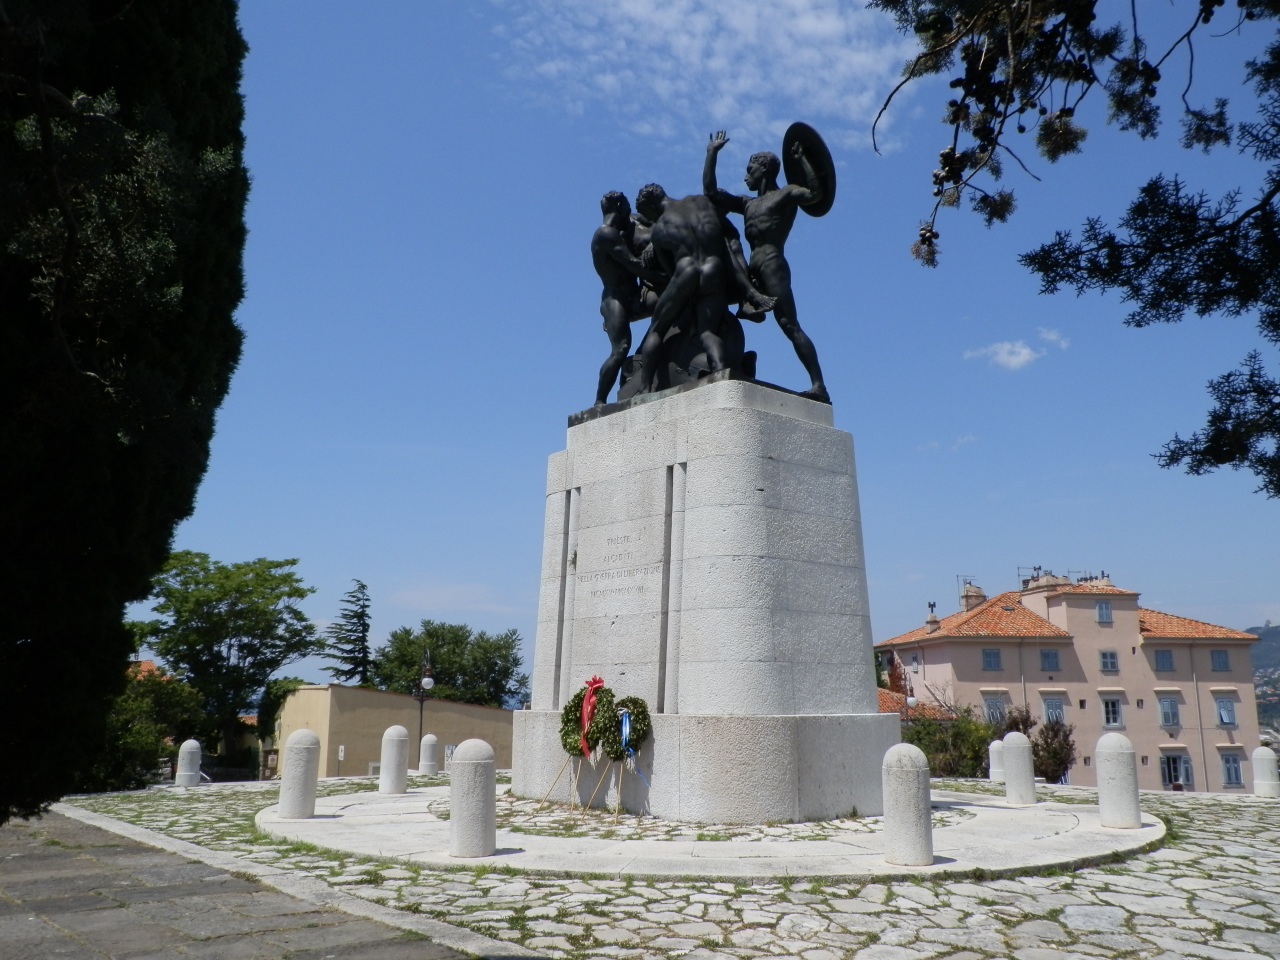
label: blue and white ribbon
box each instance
[618,707,651,787]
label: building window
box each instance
[1154,649,1174,672]
[1096,600,1113,623]
[1222,753,1244,787]
[1160,754,1192,788]
[911,653,919,673]
[1211,649,1230,672]
[1158,698,1180,727]
[1044,698,1065,723]
[1100,650,1118,672]
[1040,649,1060,672]
[984,698,1006,723]
[982,648,1002,671]
[1217,698,1237,726]
[1102,697,1123,727]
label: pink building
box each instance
[876,572,1260,793]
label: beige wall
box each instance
[277,684,514,779]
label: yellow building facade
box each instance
[277,684,514,778]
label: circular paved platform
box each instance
[256,787,1165,880]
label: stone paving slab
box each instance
[39,804,541,959]
[254,788,1164,879]
[0,811,484,960]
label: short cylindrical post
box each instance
[379,725,409,794]
[1096,732,1141,828]
[278,729,321,819]
[449,738,496,858]
[420,733,438,776]
[175,739,201,787]
[881,743,933,866]
[1252,746,1279,798]
[1002,731,1036,806]
[988,740,1005,782]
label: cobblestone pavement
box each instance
[63,778,1280,960]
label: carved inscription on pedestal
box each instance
[576,527,664,606]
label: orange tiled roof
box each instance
[1139,609,1257,640]
[877,688,953,719]
[877,591,1069,647]
[1046,583,1137,597]
[129,659,160,677]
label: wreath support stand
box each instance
[535,754,573,812]
[584,757,613,815]
[613,763,624,823]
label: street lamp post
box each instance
[905,695,918,726]
[412,648,434,745]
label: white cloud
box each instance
[1039,327,1070,350]
[390,583,526,616]
[963,340,1044,371]
[491,0,916,149]
[951,434,976,451]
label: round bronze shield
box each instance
[782,121,836,217]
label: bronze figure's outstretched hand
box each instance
[708,130,729,154]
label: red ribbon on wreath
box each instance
[580,675,605,757]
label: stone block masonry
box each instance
[512,375,898,823]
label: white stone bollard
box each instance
[1002,731,1036,806]
[1253,745,1280,798]
[379,725,409,795]
[881,743,934,866]
[1096,732,1141,828]
[449,738,496,858]
[175,739,201,787]
[278,729,321,819]
[420,733,438,776]
[988,740,1005,783]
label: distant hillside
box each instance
[1248,623,1280,730]
[1247,623,1280,672]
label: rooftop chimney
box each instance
[960,582,987,612]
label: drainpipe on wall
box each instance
[1191,639,1209,790]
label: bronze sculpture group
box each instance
[592,124,834,407]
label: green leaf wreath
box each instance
[559,685,652,760]
[560,684,616,757]
[600,695,651,761]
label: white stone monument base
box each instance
[512,709,899,824]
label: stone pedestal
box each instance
[279,729,320,819]
[1096,732,1141,828]
[175,739,201,788]
[511,376,897,823]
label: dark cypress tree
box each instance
[324,580,374,686]
[0,0,248,821]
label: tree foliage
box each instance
[141,552,321,753]
[324,579,373,685]
[370,620,530,709]
[904,702,1076,779]
[257,676,307,745]
[992,703,1038,739]
[74,662,206,793]
[902,706,994,777]
[1032,718,1079,782]
[0,1,247,821]
[873,0,1280,495]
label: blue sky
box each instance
[144,2,1280,682]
